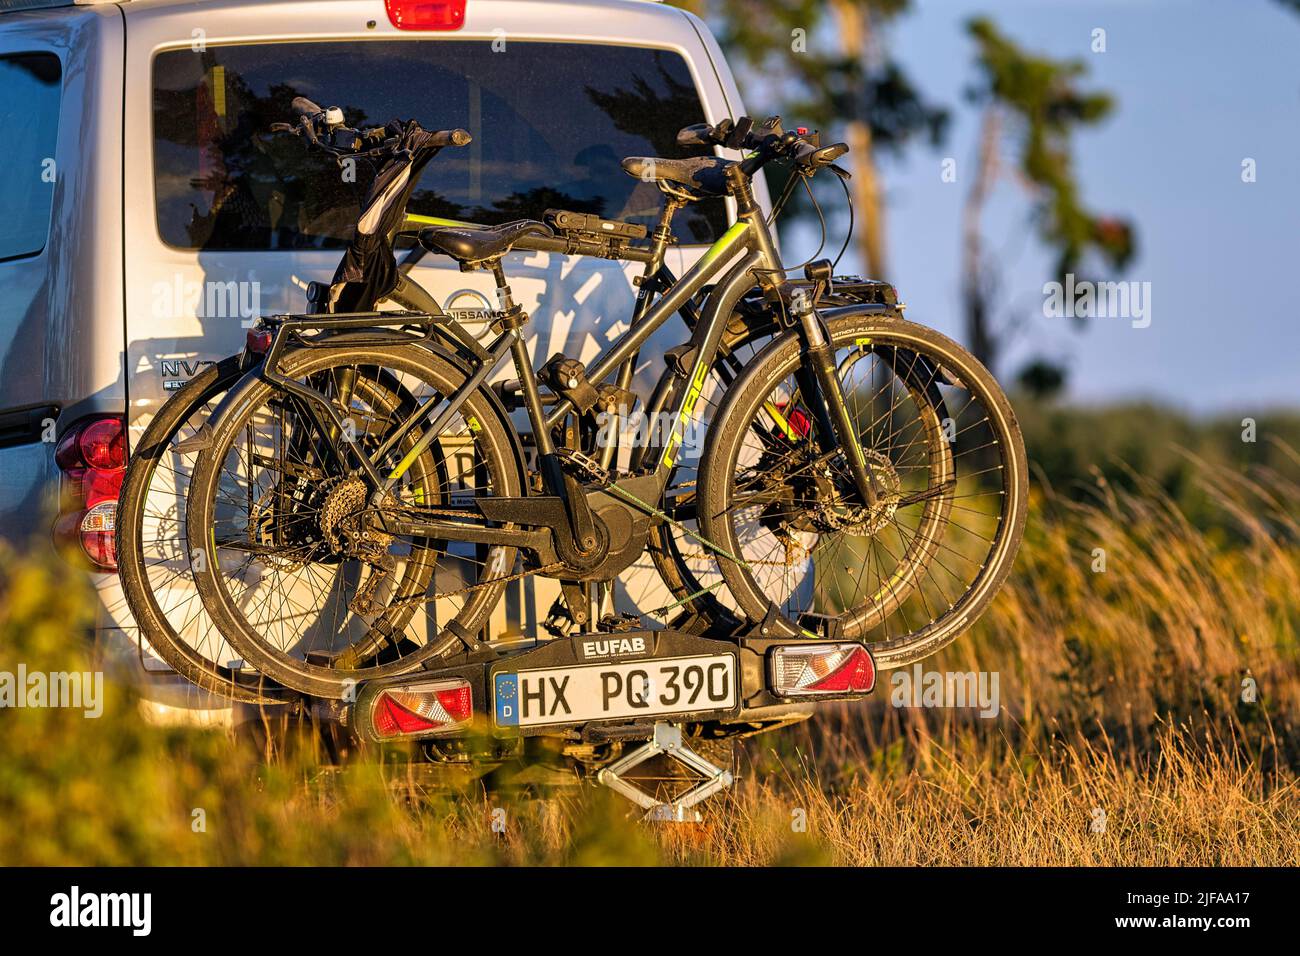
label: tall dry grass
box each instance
[0,445,1296,865]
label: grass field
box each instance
[0,438,1296,866]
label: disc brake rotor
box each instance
[816,448,903,537]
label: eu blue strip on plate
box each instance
[494,673,519,726]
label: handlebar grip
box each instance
[676,123,715,148]
[431,128,472,148]
[291,96,323,119]
[792,140,849,169]
[813,142,849,166]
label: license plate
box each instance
[493,654,737,728]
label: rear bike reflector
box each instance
[384,0,466,31]
[370,678,473,740]
[245,326,272,356]
[769,643,875,697]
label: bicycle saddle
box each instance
[621,155,731,197]
[418,220,554,263]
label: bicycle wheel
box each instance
[117,356,290,704]
[698,313,1028,667]
[187,343,523,699]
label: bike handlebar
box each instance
[272,99,471,162]
[677,115,850,181]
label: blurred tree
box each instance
[962,17,1136,376]
[1016,357,1067,400]
[670,0,946,279]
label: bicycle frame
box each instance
[253,170,877,562]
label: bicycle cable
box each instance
[831,169,854,270]
[752,169,829,281]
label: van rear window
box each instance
[152,40,727,250]
[0,52,61,262]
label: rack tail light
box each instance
[52,415,127,572]
[769,643,876,697]
[367,678,474,740]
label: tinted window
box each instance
[0,53,61,261]
[153,40,726,250]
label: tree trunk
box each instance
[963,106,1000,370]
[830,0,888,280]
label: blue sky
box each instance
[778,0,1299,414]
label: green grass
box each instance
[1,421,1297,865]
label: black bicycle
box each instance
[115,100,482,703]
[181,115,1029,699]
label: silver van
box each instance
[0,0,770,712]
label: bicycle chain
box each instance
[333,500,565,610]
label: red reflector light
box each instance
[788,407,811,438]
[769,644,876,697]
[774,401,812,440]
[245,326,272,356]
[375,695,441,736]
[385,0,466,31]
[434,684,473,722]
[369,679,473,740]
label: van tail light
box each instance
[769,643,876,697]
[369,679,473,740]
[384,0,466,31]
[52,415,127,572]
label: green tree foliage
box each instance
[670,1,946,278]
[962,17,1135,376]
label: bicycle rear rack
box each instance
[596,722,733,822]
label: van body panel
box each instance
[0,4,124,538]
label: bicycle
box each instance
[183,115,1029,699]
[116,99,481,703]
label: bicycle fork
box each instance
[791,297,880,509]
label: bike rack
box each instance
[596,722,733,822]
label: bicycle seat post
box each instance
[487,259,519,323]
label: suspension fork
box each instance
[793,297,880,508]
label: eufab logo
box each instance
[494,673,519,727]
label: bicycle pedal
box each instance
[543,597,577,639]
[597,612,642,633]
[555,447,609,483]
